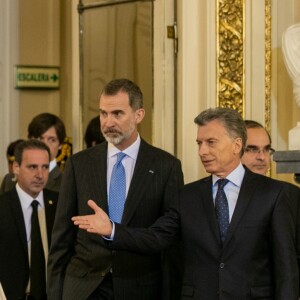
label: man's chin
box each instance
[253,167,267,175]
[105,135,123,146]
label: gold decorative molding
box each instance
[265,0,271,134]
[216,0,271,124]
[216,0,245,117]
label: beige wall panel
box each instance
[18,0,62,139]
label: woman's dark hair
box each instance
[84,116,105,148]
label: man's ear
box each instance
[233,137,243,155]
[135,108,145,124]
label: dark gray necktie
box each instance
[30,200,46,299]
[215,179,229,243]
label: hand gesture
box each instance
[72,200,112,236]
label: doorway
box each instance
[78,0,154,146]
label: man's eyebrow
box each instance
[247,144,271,147]
[99,109,124,113]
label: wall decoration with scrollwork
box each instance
[264,0,271,134]
[217,0,245,116]
[216,0,272,125]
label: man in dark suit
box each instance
[73,107,299,299]
[47,79,184,300]
[241,119,300,295]
[0,139,58,300]
[1,113,67,194]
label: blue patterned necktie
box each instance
[215,179,229,243]
[109,152,127,223]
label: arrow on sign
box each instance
[50,74,59,82]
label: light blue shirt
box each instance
[212,163,245,221]
[107,135,141,199]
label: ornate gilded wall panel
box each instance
[216,0,245,116]
[216,0,271,127]
[264,0,271,133]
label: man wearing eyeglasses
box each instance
[241,120,275,175]
[242,119,300,295]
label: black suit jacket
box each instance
[0,187,58,300]
[112,168,299,299]
[47,140,184,300]
[46,165,62,192]
[281,181,300,294]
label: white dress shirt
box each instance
[16,183,48,291]
[49,158,57,172]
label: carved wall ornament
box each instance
[217,0,245,116]
[216,0,272,129]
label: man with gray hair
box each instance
[73,107,299,299]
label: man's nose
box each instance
[198,143,209,155]
[35,168,44,178]
[103,115,115,127]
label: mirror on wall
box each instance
[79,0,154,147]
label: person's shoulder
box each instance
[0,173,16,193]
[278,180,300,196]
[140,139,179,161]
[245,169,287,194]
[0,187,18,204]
[182,176,211,190]
[43,188,59,200]
[70,142,107,160]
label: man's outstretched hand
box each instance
[72,200,113,236]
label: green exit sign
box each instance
[15,65,60,89]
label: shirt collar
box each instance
[16,183,44,209]
[108,134,141,161]
[212,162,245,188]
[49,158,57,172]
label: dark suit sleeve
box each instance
[282,182,300,295]
[297,189,300,295]
[47,157,78,300]
[272,184,299,298]
[111,204,181,253]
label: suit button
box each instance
[220,262,225,268]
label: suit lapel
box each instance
[89,143,109,213]
[44,190,57,247]
[200,176,222,244]
[223,169,257,247]
[121,140,155,224]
